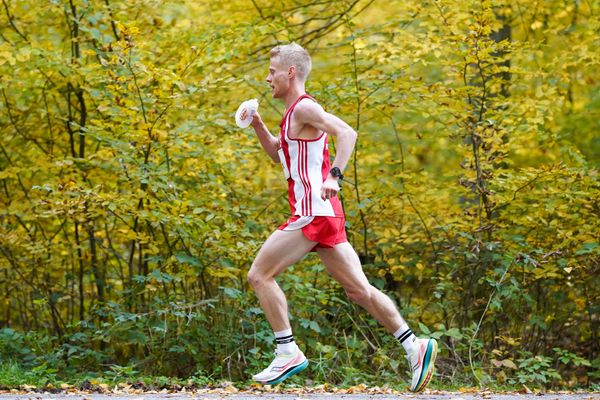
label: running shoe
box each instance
[407,337,438,392]
[252,348,308,385]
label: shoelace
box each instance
[268,350,291,368]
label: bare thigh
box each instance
[249,229,317,280]
[316,242,370,292]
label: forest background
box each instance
[0,0,598,392]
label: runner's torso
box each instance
[277,94,344,217]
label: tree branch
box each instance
[103,0,121,41]
[1,0,28,42]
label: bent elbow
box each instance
[346,128,358,143]
[269,148,280,163]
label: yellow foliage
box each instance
[0,0,597,385]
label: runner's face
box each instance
[266,57,289,99]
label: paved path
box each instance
[0,392,597,400]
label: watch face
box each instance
[330,167,342,178]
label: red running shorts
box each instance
[279,215,348,250]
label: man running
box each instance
[247,42,437,392]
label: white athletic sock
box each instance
[274,328,297,354]
[394,323,417,354]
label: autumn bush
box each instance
[0,0,598,390]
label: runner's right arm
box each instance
[250,112,279,163]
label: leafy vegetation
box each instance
[0,0,598,391]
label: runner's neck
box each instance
[283,87,307,109]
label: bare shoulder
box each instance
[292,97,352,135]
[293,98,326,123]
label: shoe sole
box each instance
[257,359,309,385]
[413,339,437,392]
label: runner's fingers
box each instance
[320,187,338,200]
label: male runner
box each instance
[247,42,437,392]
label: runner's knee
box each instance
[247,262,276,288]
[247,267,264,288]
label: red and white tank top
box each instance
[277,94,344,217]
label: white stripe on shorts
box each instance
[282,216,315,231]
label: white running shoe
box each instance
[252,347,308,385]
[407,337,438,392]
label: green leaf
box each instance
[418,322,430,335]
[309,321,321,333]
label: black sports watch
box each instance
[329,167,344,180]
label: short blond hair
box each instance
[270,42,312,81]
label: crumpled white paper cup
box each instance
[235,99,259,128]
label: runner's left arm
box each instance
[293,101,357,200]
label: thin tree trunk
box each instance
[490,8,511,98]
[75,220,85,321]
[86,214,104,303]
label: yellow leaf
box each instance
[16,48,30,62]
[531,20,543,30]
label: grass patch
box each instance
[0,360,59,388]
